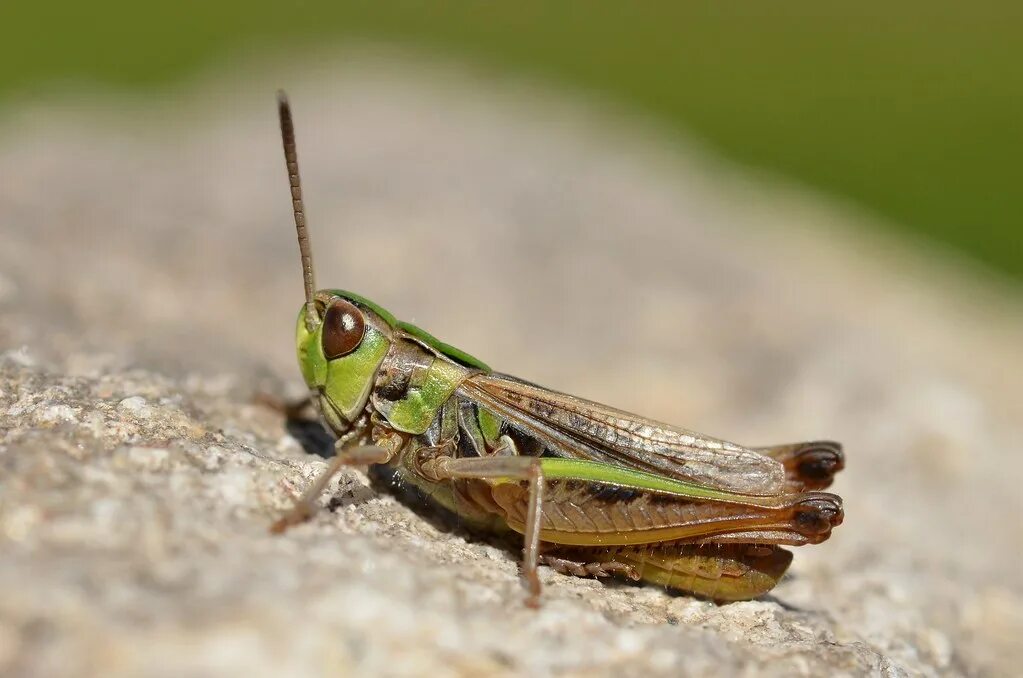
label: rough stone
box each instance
[1,54,1020,677]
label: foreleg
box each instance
[271,441,391,534]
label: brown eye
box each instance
[322,300,366,358]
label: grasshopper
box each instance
[270,93,844,605]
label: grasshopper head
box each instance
[296,290,396,434]
[276,94,401,435]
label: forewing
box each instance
[459,373,786,496]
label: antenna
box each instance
[277,91,319,331]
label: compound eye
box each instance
[321,299,366,359]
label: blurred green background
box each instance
[2,2,1020,281]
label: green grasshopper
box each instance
[270,94,844,605]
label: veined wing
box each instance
[458,373,786,496]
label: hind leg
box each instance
[539,553,640,581]
[754,441,844,490]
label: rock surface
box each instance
[1,56,1021,677]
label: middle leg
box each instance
[427,455,546,607]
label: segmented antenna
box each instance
[277,91,319,331]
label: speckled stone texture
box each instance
[1,56,1021,677]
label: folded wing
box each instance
[459,373,786,496]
